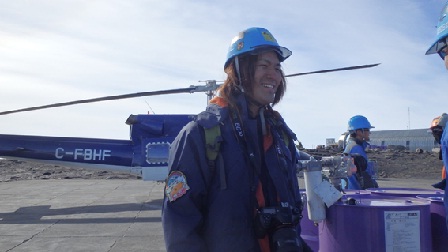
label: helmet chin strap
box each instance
[234,56,245,93]
[233,55,271,126]
[234,57,265,107]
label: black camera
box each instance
[254,203,303,252]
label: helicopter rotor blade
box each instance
[0,63,380,116]
[285,63,380,77]
[0,87,195,116]
[0,80,223,116]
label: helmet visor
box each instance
[438,50,446,60]
[426,36,448,57]
[251,45,292,62]
[435,37,448,59]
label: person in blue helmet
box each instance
[343,115,378,190]
[426,0,448,233]
[162,27,312,252]
[429,114,448,190]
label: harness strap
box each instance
[205,125,221,166]
[204,124,227,190]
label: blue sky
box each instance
[0,0,447,148]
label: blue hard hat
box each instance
[224,27,292,69]
[426,1,448,59]
[348,115,375,132]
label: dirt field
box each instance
[0,148,444,184]
[365,149,442,180]
[0,159,141,182]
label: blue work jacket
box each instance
[162,93,302,252]
[344,137,377,190]
[439,129,448,231]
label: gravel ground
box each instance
[0,149,444,183]
[0,159,140,182]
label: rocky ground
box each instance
[0,149,444,183]
[0,159,141,182]
[369,149,443,180]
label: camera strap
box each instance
[230,109,261,177]
[232,108,278,209]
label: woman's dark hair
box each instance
[218,51,286,110]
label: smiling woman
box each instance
[162,27,313,252]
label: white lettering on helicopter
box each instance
[55,148,112,160]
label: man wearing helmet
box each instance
[343,115,378,190]
[426,1,448,234]
[429,114,448,190]
[162,28,312,251]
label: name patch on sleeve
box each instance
[165,171,190,202]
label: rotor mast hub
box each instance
[190,80,221,102]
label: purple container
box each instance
[416,194,448,252]
[300,189,371,252]
[367,187,443,197]
[319,194,432,252]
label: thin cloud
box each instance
[0,0,446,148]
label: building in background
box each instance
[369,129,436,152]
[334,129,437,152]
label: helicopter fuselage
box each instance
[0,114,196,181]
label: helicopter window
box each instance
[146,142,170,164]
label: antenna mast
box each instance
[407,107,411,129]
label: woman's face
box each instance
[251,51,282,107]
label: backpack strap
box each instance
[281,130,289,147]
[205,125,221,166]
[204,124,227,190]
